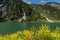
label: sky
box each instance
[23,0,60,4]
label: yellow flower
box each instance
[9,33,18,39]
[0,24,59,40]
[0,36,3,40]
[23,30,31,37]
[23,30,34,39]
[38,24,51,36]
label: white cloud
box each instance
[26,2,31,4]
[22,0,31,4]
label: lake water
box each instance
[0,22,60,35]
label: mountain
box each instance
[26,2,60,22]
[39,2,60,20]
[0,0,60,22]
[19,2,60,22]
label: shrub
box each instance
[0,24,60,40]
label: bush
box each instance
[0,24,60,40]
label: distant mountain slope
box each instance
[39,2,60,20]
[27,2,60,22]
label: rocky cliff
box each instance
[0,0,60,22]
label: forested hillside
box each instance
[0,0,60,22]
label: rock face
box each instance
[0,0,7,22]
[0,0,4,17]
[47,2,60,8]
[0,0,60,22]
[0,0,33,22]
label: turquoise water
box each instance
[0,22,60,35]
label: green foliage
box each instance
[1,1,60,22]
[0,24,60,40]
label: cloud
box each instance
[22,0,32,4]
